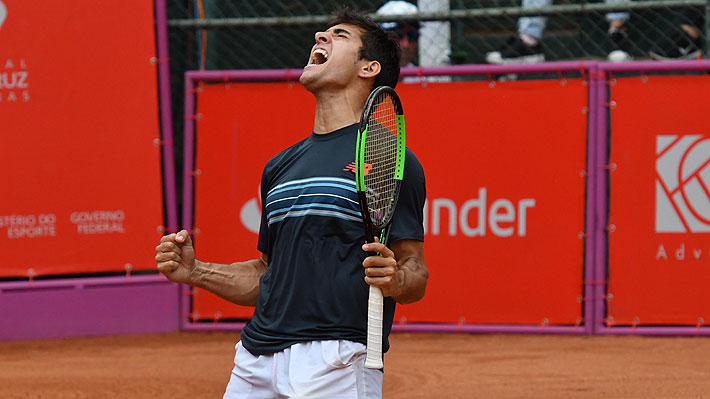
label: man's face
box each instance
[392,25,418,66]
[299,23,365,91]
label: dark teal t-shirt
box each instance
[240,123,426,356]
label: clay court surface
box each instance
[1,332,709,398]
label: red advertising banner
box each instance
[0,1,163,277]
[192,79,587,325]
[192,83,315,319]
[608,76,710,326]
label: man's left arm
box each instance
[362,239,428,304]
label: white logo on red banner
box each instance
[0,2,32,104]
[424,188,536,237]
[0,213,56,239]
[70,210,126,235]
[239,186,262,234]
[655,135,710,233]
[0,1,6,31]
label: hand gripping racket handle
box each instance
[365,285,384,369]
[364,227,389,370]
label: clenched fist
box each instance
[155,230,196,284]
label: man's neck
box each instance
[311,87,368,134]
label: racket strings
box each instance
[364,93,399,227]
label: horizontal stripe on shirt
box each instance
[265,177,361,226]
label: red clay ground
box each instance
[1,332,709,398]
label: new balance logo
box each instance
[343,162,372,175]
[656,135,710,233]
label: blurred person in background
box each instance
[376,0,420,67]
[649,10,704,59]
[376,1,451,83]
[486,0,634,63]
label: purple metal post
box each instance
[180,75,198,331]
[583,62,599,335]
[590,63,608,335]
[599,59,710,73]
[400,60,593,77]
[186,321,248,332]
[391,323,584,334]
[182,76,197,233]
[185,69,304,82]
[183,61,595,85]
[180,284,191,331]
[604,326,710,336]
[155,0,178,233]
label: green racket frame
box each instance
[355,86,406,245]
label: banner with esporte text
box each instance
[191,79,588,325]
[0,1,163,277]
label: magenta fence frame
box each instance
[180,62,597,335]
[0,0,179,341]
[595,60,710,337]
[182,60,710,336]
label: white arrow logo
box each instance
[0,1,7,32]
[239,185,262,234]
[240,198,261,234]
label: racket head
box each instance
[355,86,406,237]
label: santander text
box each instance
[424,188,535,237]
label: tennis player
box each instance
[155,8,428,399]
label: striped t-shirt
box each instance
[240,123,426,356]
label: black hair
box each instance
[327,8,401,89]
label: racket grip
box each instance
[365,285,384,369]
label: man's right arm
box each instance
[155,230,267,307]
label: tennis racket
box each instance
[355,86,406,369]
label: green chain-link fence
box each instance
[165,0,708,221]
[167,0,708,67]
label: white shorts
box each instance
[223,340,383,399]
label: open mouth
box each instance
[308,48,329,66]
